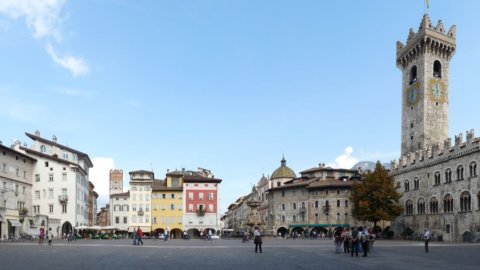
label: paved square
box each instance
[1,239,478,270]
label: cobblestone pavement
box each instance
[1,238,478,270]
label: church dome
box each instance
[271,157,296,180]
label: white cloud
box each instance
[90,157,115,208]
[0,0,90,76]
[46,43,89,77]
[328,146,359,169]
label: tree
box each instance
[350,161,403,228]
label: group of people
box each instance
[132,227,144,245]
[200,229,214,241]
[333,226,376,257]
[38,227,54,246]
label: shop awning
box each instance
[8,219,22,227]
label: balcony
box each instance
[323,205,330,213]
[138,210,144,216]
[299,207,306,214]
[58,195,68,204]
[196,208,206,216]
[19,208,28,217]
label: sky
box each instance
[1,0,480,213]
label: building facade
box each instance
[110,191,129,231]
[128,170,153,233]
[0,143,36,240]
[14,131,93,237]
[391,15,480,241]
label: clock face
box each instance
[428,79,447,103]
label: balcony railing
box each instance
[299,207,306,214]
[58,195,68,204]
[19,208,28,216]
[323,205,330,213]
[196,209,206,216]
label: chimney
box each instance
[52,135,57,143]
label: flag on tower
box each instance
[425,0,430,9]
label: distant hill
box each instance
[351,161,391,171]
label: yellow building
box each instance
[151,172,184,239]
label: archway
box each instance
[153,228,165,238]
[311,226,327,238]
[290,227,304,238]
[170,228,182,239]
[276,227,288,238]
[61,221,73,238]
[187,228,200,239]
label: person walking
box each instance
[253,226,262,253]
[132,228,137,245]
[424,228,430,253]
[47,228,54,246]
[137,227,144,246]
[360,227,369,257]
[334,227,343,254]
[208,229,213,242]
[350,227,359,257]
[342,227,351,254]
[39,227,45,245]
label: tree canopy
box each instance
[350,161,403,227]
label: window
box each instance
[133,194,136,201]
[63,152,68,160]
[430,197,438,214]
[445,169,452,183]
[62,173,67,181]
[292,215,296,222]
[48,188,53,199]
[132,216,136,223]
[292,203,297,210]
[405,200,413,215]
[132,204,137,211]
[188,192,193,200]
[124,217,128,224]
[336,200,340,207]
[281,203,285,210]
[470,162,477,177]
[443,194,453,213]
[404,180,410,191]
[153,217,157,224]
[457,165,464,180]
[209,204,213,212]
[49,174,54,182]
[171,176,180,188]
[171,194,175,199]
[414,177,419,190]
[209,193,214,200]
[409,65,417,84]
[417,198,425,214]
[460,191,471,212]
[115,217,120,224]
[281,215,285,222]
[281,191,285,197]
[49,204,54,213]
[2,163,6,172]
[336,213,340,220]
[188,204,193,211]
[277,182,281,187]
[345,200,349,208]
[40,145,46,153]
[434,172,441,185]
[315,201,319,208]
[199,192,204,200]
[170,204,175,210]
[35,190,40,199]
[433,60,442,78]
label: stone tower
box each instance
[397,14,456,155]
[109,169,123,195]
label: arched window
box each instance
[445,169,452,183]
[336,213,340,220]
[414,177,420,190]
[409,66,417,84]
[470,162,477,177]
[132,204,137,211]
[406,200,414,215]
[434,171,441,185]
[478,192,480,210]
[457,165,464,180]
[337,200,340,207]
[153,217,157,224]
[301,202,305,209]
[433,60,442,78]
[292,203,297,210]
[443,194,453,213]
[281,215,285,222]
[281,203,285,210]
[417,198,426,214]
[460,191,471,212]
[404,180,410,191]
[429,197,438,214]
[292,215,297,222]
[40,145,46,153]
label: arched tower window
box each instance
[445,169,452,183]
[40,145,46,153]
[443,194,453,213]
[460,191,471,212]
[469,161,477,177]
[417,198,425,214]
[434,171,441,186]
[433,60,442,78]
[457,165,464,180]
[404,180,410,191]
[409,66,417,84]
[429,197,438,214]
[414,177,420,190]
[406,200,413,215]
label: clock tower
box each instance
[397,14,456,155]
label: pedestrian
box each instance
[334,227,343,254]
[360,227,369,257]
[137,227,143,246]
[164,230,169,242]
[208,229,213,242]
[47,228,54,246]
[342,227,351,254]
[183,231,188,240]
[253,226,262,253]
[132,228,137,245]
[350,226,359,257]
[424,228,430,253]
[39,227,45,245]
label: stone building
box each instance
[267,163,360,237]
[110,191,129,231]
[391,14,480,241]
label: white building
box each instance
[110,191,130,231]
[14,131,93,237]
[0,142,36,240]
[128,170,153,233]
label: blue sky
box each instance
[1,0,480,212]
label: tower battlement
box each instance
[396,14,456,70]
[392,129,480,173]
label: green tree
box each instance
[350,161,403,228]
